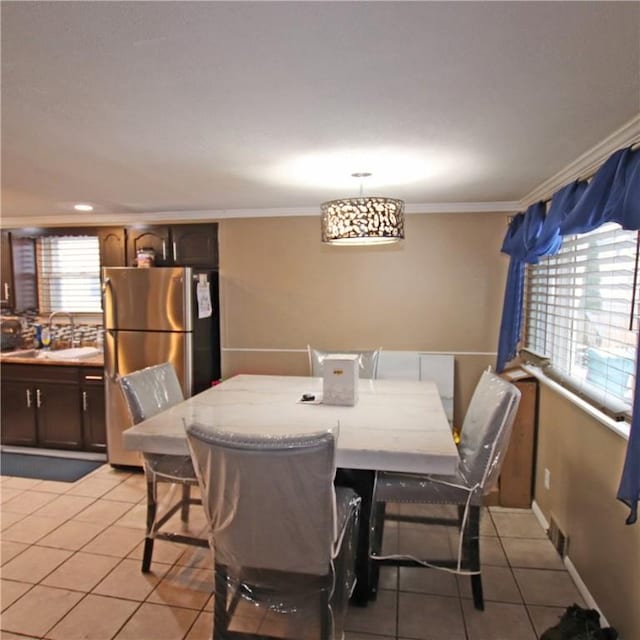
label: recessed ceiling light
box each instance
[74,203,94,211]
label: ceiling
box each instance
[2,1,639,227]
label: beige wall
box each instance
[534,384,640,638]
[217,211,509,422]
[216,211,639,636]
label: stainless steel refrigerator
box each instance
[102,266,220,466]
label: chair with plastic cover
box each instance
[307,345,381,379]
[369,369,521,610]
[119,363,208,572]
[185,424,361,640]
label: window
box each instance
[36,235,102,313]
[524,223,639,418]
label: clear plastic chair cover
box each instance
[185,423,361,639]
[119,362,194,480]
[371,370,521,595]
[119,362,184,423]
[308,345,381,379]
[118,363,205,573]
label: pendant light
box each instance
[321,173,405,245]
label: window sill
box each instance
[521,364,631,441]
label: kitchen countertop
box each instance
[0,348,104,367]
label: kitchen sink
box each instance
[2,348,39,358]
[38,347,102,360]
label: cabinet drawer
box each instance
[81,368,104,384]
[1,364,79,383]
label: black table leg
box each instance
[334,468,376,606]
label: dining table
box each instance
[122,373,459,604]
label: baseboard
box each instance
[531,499,549,530]
[0,445,107,463]
[563,556,610,629]
[531,500,611,630]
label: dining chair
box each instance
[185,424,361,640]
[307,345,382,379]
[118,362,208,572]
[376,351,455,424]
[369,369,521,610]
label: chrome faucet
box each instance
[47,311,76,349]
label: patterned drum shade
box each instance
[321,196,405,245]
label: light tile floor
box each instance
[0,464,586,640]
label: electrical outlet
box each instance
[544,468,551,490]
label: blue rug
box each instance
[0,452,104,482]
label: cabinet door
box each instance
[1,380,37,446]
[1,231,13,309]
[126,227,171,266]
[98,227,127,268]
[81,370,106,452]
[170,224,219,268]
[9,236,37,313]
[36,382,83,450]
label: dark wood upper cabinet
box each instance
[126,224,218,268]
[171,224,218,267]
[126,226,172,266]
[1,231,13,309]
[98,227,127,268]
[1,231,38,312]
[9,235,37,313]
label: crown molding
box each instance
[0,200,521,228]
[521,113,640,207]
[5,115,638,230]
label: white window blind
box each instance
[524,223,639,418]
[36,236,102,313]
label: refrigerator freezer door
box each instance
[102,267,193,332]
[104,329,193,466]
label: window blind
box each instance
[524,223,639,419]
[36,236,102,313]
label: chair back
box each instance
[186,425,337,576]
[119,362,185,424]
[457,370,521,492]
[308,345,381,379]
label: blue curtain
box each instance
[496,201,561,372]
[496,145,640,524]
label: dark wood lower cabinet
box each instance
[81,368,107,453]
[37,380,83,449]
[0,363,106,452]
[0,379,37,446]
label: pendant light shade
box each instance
[321,196,405,245]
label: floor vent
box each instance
[548,516,569,558]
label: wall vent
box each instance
[548,515,569,558]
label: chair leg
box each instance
[369,501,386,600]
[213,565,230,640]
[142,474,157,573]
[466,505,484,610]
[471,574,484,611]
[181,483,191,522]
[319,587,331,640]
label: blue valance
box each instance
[495,145,640,524]
[559,147,640,234]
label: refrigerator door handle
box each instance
[102,277,115,328]
[102,277,120,381]
[106,329,119,381]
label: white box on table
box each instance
[322,354,359,406]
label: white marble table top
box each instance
[122,374,459,475]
